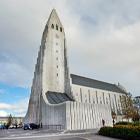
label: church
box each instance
[24,9,128,130]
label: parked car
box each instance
[29,123,39,129]
[23,123,39,130]
[0,124,5,129]
[23,123,30,130]
[17,124,23,128]
[9,124,16,129]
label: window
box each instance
[88,90,90,103]
[51,24,54,29]
[56,24,58,30]
[93,98,95,104]
[57,73,58,77]
[57,65,58,68]
[56,42,58,45]
[56,50,58,53]
[60,27,62,32]
[56,57,58,60]
[96,91,98,104]
[114,94,118,109]
[100,97,102,104]
[106,97,108,104]
[103,92,105,104]
[109,93,111,103]
[80,88,82,102]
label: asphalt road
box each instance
[0,129,120,140]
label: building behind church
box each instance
[24,9,128,130]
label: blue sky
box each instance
[0,83,30,116]
[0,0,140,116]
[0,83,29,103]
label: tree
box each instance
[132,107,140,121]
[120,93,138,121]
[111,111,116,126]
[111,111,116,119]
[133,97,140,116]
[7,114,13,128]
[14,118,18,129]
[132,98,140,121]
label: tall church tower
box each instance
[24,9,72,125]
[41,9,70,95]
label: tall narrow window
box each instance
[85,98,87,103]
[93,98,95,104]
[120,95,122,109]
[60,27,62,32]
[103,92,105,104]
[100,97,102,104]
[114,94,118,110]
[80,88,82,102]
[57,73,58,77]
[51,24,54,29]
[109,93,112,109]
[88,90,90,103]
[56,24,58,30]
[96,91,98,104]
[106,97,108,104]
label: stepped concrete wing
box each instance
[46,91,73,104]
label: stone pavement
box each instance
[0,129,120,140]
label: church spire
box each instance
[47,9,63,30]
[42,9,64,44]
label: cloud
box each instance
[67,10,140,96]
[0,62,32,88]
[0,110,8,117]
[0,0,140,97]
[0,98,29,117]
[0,103,12,110]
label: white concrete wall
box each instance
[66,101,112,130]
[39,100,113,130]
[41,99,66,129]
[71,84,125,115]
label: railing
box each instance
[45,125,64,130]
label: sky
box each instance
[0,0,140,117]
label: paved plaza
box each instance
[0,129,120,140]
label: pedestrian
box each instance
[102,119,105,127]
[113,119,115,126]
[41,122,42,128]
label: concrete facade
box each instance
[71,83,124,115]
[24,9,127,130]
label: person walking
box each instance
[102,119,105,127]
[113,119,115,126]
